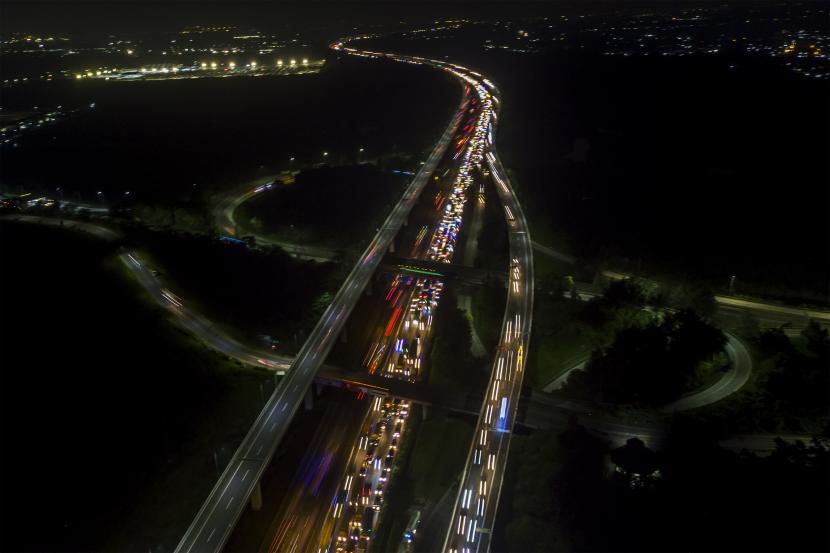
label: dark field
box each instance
[0,53,459,205]
[361,33,830,304]
[0,221,270,551]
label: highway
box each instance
[660,332,753,412]
[6,41,827,553]
[0,214,295,373]
[213,179,340,262]
[173,52,471,553]
[435,72,536,553]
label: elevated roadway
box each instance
[173,53,472,553]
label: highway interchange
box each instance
[3,32,829,553]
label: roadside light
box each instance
[323,151,328,157]
[210,62,217,69]
[251,61,257,67]
[75,74,82,79]
[302,58,308,65]
[126,49,133,55]
[359,148,364,152]
[290,59,297,65]
[277,59,283,66]
[229,61,236,69]
[201,62,207,68]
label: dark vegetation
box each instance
[563,309,726,406]
[429,284,481,397]
[0,54,458,208]
[494,418,829,553]
[690,321,830,436]
[471,276,507,353]
[0,221,269,552]
[363,34,830,305]
[494,52,830,305]
[237,164,408,250]
[531,278,727,401]
[131,227,340,354]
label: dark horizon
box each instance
[1,0,796,36]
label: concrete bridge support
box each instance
[421,403,429,421]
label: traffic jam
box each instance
[329,397,412,553]
[326,44,503,553]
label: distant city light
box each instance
[277,59,283,66]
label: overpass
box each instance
[173,52,475,553]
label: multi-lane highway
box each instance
[173,52,471,553]
[444,77,536,553]
[6,36,828,553]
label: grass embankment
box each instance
[130,227,341,356]
[373,409,473,552]
[0,221,271,552]
[236,164,408,253]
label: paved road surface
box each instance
[173,58,471,553]
[213,180,340,262]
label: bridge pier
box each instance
[388,239,395,254]
[250,480,263,511]
[304,387,314,410]
[421,403,429,421]
[365,277,373,296]
[340,323,348,344]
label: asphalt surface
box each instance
[213,180,340,262]
[173,51,471,553]
[661,332,752,412]
[438,73,535,553]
